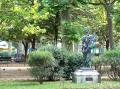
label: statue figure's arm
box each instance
[89,34,97,49]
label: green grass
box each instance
[0,80,120,89]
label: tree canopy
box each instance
[1,0,120,53]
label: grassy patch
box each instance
[0,80,119,89]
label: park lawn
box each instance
[0,80,120,89]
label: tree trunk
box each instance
[31,0,34,5]
[106,39,109,50]
[39,77,43,84]
[54,11,60,46]
[61,7,70,49]
[24,45,28,62]
[107,11,113,49]
[54,27,58,46]
[22,41,29,62]
[104,2,114,49]
[30,0,36,50]
[62,7,70,20]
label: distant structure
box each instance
[0,41,16,57]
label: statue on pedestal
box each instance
[72,30,101,83]
[82,27,97,67]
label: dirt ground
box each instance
[0,63,28,67]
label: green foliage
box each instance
[29,67,49,84]
[38,45,84,80]
[62,21,84,43]
[92,47,120,80]
[59,48,70,65]
[38,45,71,68]
[38,45,62,61]
[64,52,83,79]
[22,24,46,39]
[103,48,120,80]
[91,56,106,75]
[28,50,55,83]
[42,0,71,12]
[29,50,55,67]
[1,0,120,50]
[0,0,49,59]
[38,45,66,80]
[104,48,120,58]
[91,46,120,80]
[92,56,103,66]
[0,0,48,41]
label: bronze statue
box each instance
[82,27,97,67]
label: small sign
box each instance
[86,77,93,81]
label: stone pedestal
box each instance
[72,67,101,83]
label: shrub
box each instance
[38,45,69,80]
[64,52,83,79]
[92,48,120,80]
[38,45,84,80]
[103,48,120,80]
[28,51,55,84]
[91,56,107,75]
[104,49,120,58]
[38,45,62,61]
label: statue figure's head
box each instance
[84,27,90,34]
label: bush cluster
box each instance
[29,45,120,82]
[104,49,120,80]
[64,52,83,79]
[28,45,83,83]
[38,45,65,80]
[92,48,120,80]
[28,51,55,84]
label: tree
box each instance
[78,0,119,49]
[113,2,120,45]
[41,0,78,46]
[28,50,55,84]
[0,0,48,61]
[61,21,84,51]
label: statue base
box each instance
[72,67,101,83]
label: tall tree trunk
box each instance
[106,11,113,49]
[54,27,58,46]
[54,11,60,46]
[22,41,29,62]
[61,7,70,49]
[104,1,114,49]
[106,39,109,50]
